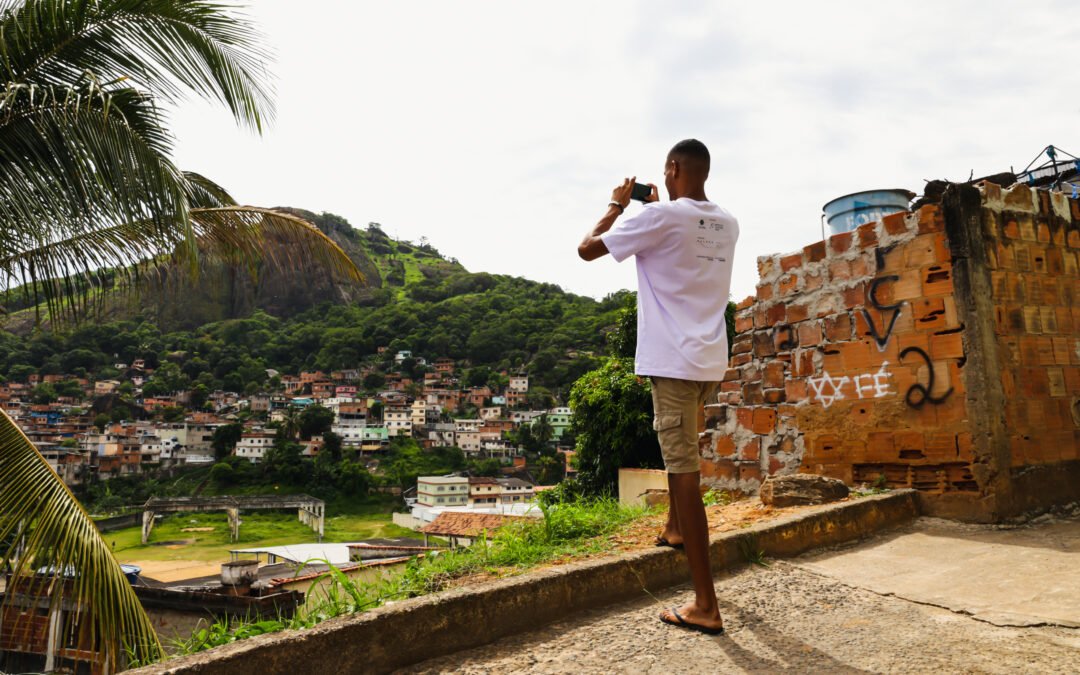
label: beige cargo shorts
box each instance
[650,376,721,474]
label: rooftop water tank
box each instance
[823,189,915,235]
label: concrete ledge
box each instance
[132,490,918,675]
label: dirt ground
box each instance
[125,560,223,583]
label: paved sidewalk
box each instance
[406,515,1080,674]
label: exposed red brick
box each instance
[736,295,756,310]
[839,340,876,371]
[730,353,752,367]
[722,368,740,382]
[735,407,754,430]
[701,458,736,481]
[1003,219,1020,239]
[797,321,823,346]
[784,378,808,403]
[778,274,799,296]
[916,204,944,233]
[857,222,879,249]
[850,256,871,278]
[823,313,853,341]
[756,283,774,302]
[829,231,854,255]
[757,256,776,279]
[892,268,924,300]
[742,382,764,405]
[780,253,803,272]
[713,435,736,458]
[930,332,964,359]
[751,408,776,435]
[735,313,754,333]
[766,303,787,325]
[829,259,852,282]
[803,273,824,292]
[739,461,763,483]
[882,211,909,235]
[763,362,786,389]
[866,432,895,461]
[842,282,867,309]
[803,241,827,263]
[791,349,816,377]
[787,303,811,323]
[763,388,786,404]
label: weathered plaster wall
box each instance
[701,183,1080,521]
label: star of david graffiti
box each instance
[807,372,851,408]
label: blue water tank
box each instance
[822,189,915,235]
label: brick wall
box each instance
[702,182,1080,521]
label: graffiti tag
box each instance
[808,362,893,409]
[898,347,953,408]
[861,275,903,352]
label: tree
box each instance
[299,404,335,440]
[567,358,661,496]
[362,372,386,391]
[93,412,110,432]
[211,423,244,461]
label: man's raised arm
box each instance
[578,177,644,261]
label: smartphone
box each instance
[631,182,653,202]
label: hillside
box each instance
[0,210,468,332]
[0,210,628,396]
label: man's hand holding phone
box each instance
[610,176,658,212]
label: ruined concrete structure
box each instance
[702,182,1080,522]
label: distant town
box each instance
[2,347,576,492]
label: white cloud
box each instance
[169,0,1080,304]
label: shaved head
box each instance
[668,138,710,181]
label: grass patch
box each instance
[170,498,651,656]
[109,504,410,564]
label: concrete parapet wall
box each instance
[130,491,917,675]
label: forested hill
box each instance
[0,211,630,397]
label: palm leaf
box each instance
[0,79,191,262]
[0,0,275,131]
[0,409,163,668]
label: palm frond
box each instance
[0,0,275,131]
[0,79,191,262]
[0,410,163,668]
[182,170,237,209]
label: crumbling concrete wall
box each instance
[702,183,1080,522]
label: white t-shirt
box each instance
[601,198,739,381]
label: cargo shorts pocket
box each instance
[652,413,683,446]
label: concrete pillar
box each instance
[141,510,155,544]
[227,508,240,542]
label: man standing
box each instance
[577,139,738,635]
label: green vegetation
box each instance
[172,497,651,655]
[109,506,412,564]
[0,254,628,402]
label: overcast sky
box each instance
[170,0,1078,303]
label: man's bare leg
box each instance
[660,470,722,630]
[658,473,682,545]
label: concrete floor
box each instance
[406,514,1080,674]
[799,515,1080,628]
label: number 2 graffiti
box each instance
[898,346,954,408]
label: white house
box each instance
[234,432,276,463]
[416,476,469,507]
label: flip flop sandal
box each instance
[659,608,725,636]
